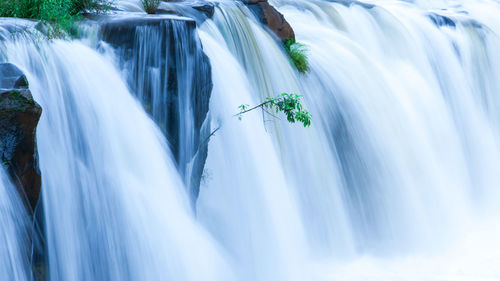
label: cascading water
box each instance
[197,24,310,281]
[2,0,500,280]
[0,168,31,281]
[2,26,231,281]
[197,0,500,279]
[100,16,213,200]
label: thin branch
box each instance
[234,100,273,117]
[199,125,221,149]
[262,108,281,119]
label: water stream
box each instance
[1,0,500,280]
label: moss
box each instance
[4,90,36,113]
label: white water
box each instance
[2,0,500,280]
[197,0,500,280]
[0,168,31,281]
[2,34,232,281]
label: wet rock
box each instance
[244,0,295,42]
[0,63,29,90]
[0,63,42,212]
[100,16,212,205]
[192,2,215,18]
[156,1,216,21]
[242,0,263,3]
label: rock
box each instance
[100,16,212,205]
[0,63,42,212]
[192,2,215,18]
[244,0,295,42]
[0,63,29,90]
[155,1,216,20]
[241,0,266,4]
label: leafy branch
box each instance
[236,93,311,127]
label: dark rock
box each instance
[0,63,42,212]
[192,2,215,18]
[0,63,29,90]
[241,0,266,4]
[245,0,295,42]
[157,1,216,21]
[100,16,212,205]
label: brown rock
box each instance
[245,0,295,42]
[0,63,42,212]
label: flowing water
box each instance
[0,168,31,281]
[2,27,231,281]
[1,0,500,280]
[197,0,500,279]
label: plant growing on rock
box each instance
[142,0,161,14]
[237,93,312,127]
[284,39,310,74]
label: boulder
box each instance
[154,1,216,20]
[100,16,212,205]
[192,2,215,18]
[0,63,42,212]
[244,0,295,42]
[0,63,29,90]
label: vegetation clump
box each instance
[284,39,310,74]
[142,0,161,14]
[238,93,312,127]
[0,0,112,38]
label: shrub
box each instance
[284,39,310,74]
[0,0,111,38]
[142,0,161,14]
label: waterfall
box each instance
[196,0,500,279]
[100,16,213,200]
[2,27,232,281]
[197,23,310,281]
[2,0,500,280]
[0,168,31,281]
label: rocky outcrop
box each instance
[0,63,42,212]
[100,16,212,204]
[154,1,215,21]
[242,0,295,42]
[191,2,215,18]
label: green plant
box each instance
[142,0,161,14]
[0,0,111,38]
[284,39,310,74]
[237,93,312,127]
[70,0,112,14]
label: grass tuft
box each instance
[142,0,161,14]
[284,39,310,74]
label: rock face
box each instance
[192,2,215,18]
[0,63,42,212]
[100,16,212,204]
[243,0,295,42]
